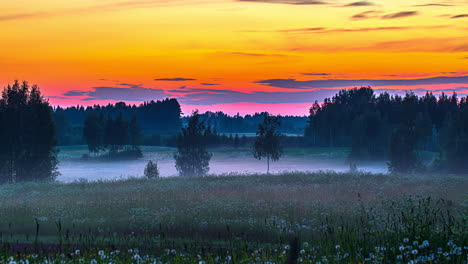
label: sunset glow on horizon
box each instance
[1,0,467,115]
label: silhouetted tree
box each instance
[144,160,160,178]
[128,113,142,151]
[388,125,419,173]
[253,113,283,174]
[83,112,102,155]
[174,110,212,177]
[0,81,58,182]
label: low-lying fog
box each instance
[57,146,388,182]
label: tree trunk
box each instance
[267,155,270,174]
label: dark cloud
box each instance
[343,1,374,7]
[302,73,331,76]
[412,3,453,7]
[451,14,468,19]
[255,76,468,89]
[154,78,197,81]
[351,10,382,20]
[63,91,87,96]
[237,0,328,4]
[382,11,419,19]
[64,86,168,101]
[201,83,220,86]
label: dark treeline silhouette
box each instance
[305,86,468,173]
[83,111,142,159]
[192,111,307,135]
[54,99,182,145]
[0,81,58,182]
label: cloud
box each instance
[154,78,197,81]
[0,0,200,22]
[63,86,169,101]
[382,11,419,19]
[412,3,453,7]
[228,52,288,57]
[302,73,331,76]
[0,12,47,21]
[255,76,468,89]
[351,10,382,20]
[201,83,220,86]
[237,0,328,4]
[451,14,468,19]
[63,90,87,96]
[277,27,326,32]
[344,1,374,7]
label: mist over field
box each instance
[57,146,388,182]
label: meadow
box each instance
[0,171,466,263]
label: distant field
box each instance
[56,145,390,182]
[0,172,466,263]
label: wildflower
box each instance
[396,255,403,260]
[413,241,418,246]
[335,245,341,250]
[284,245,290,250]
[300,249,305,254]
[399,246,405,251]
[98,251,104,256]
[198,261,205,264]
[303,242,309,247]
[411,249,418,255]
[75,250,80,255]
[403,238,409,243]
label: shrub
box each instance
[144,161,159,179]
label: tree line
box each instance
[54,99,182,145]
[305,87,468,173]
[83,111,142,158]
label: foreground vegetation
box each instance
[0,172,466,263]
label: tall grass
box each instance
[0,171,466,263]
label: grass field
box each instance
[0,171,466,263]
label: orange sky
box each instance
[1,0,467,115]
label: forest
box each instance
[304,87,468,173]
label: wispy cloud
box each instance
[343,1,374,7]
[228,52,288,57]
[154,78,197,81]
[382,11,419,19]
[237,0,328,4]
[255,76,468,89]
[412,3,453,7]
[0,0,202,22]
[83,86,168,101]
[451,14,468,19]
[302,73,331,76]
[351,10,382,20]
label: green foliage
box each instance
[253,113,283,173]
[174,110,212,177]
[144,160,159,179]
[0,81,58,182]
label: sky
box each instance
[1,0,467,115]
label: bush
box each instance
[144,161,159,179]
